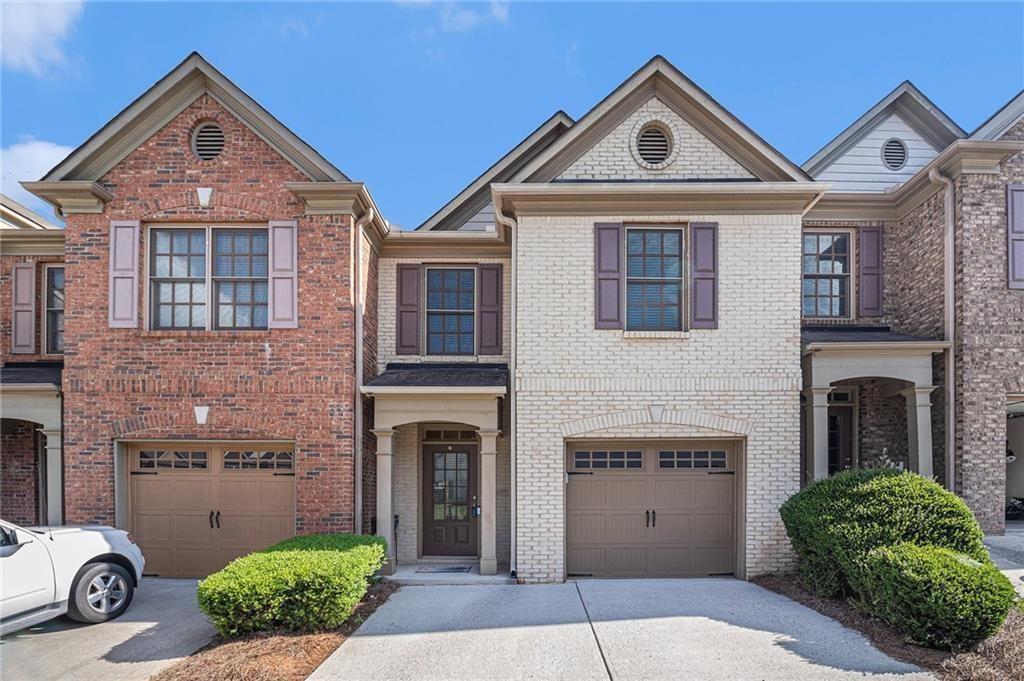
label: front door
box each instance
[422,445,478,556]
[827,407,854,475]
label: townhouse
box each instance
[2,53,1021,582]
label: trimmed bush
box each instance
[862,543,1016,650]
[780,468,986,597]
[197,534,386,637]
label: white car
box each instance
[0,519,145,636]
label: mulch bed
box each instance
[150,581,399,681]
[752,573,1024,681]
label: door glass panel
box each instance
[432,451,469,521]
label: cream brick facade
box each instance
[514,213,803,582]
[556,97,755,181]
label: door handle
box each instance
[645,510,650,527]
[652,510,656,527]
[215,511,221,529]
[209,511,214,528]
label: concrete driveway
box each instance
[0,578,214,681]
[986,520,1024,597]
[309,579,931,681]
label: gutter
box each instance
[353,206,375,534]
[929,167,957,493]
[494,202,518,577]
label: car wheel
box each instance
[66,562,134,624]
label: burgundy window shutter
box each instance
[858,225,884,317]
[477,264,502,355]
[594,223,624,329]
[1008,185,1024,289]
[396,264,421,354]
[268,220,299,328]
[690,222,718,329]
[11,263,36,353]
[109,220,140,328]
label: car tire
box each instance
[66,562,135,624]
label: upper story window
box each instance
[426,268,474,355]
[149,226,268,330]
[802,232,851,318]
[45,266,65,354]
[626,228,683,331]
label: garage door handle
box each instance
[209,511,214,528]
[215,511,221,529]
[652,510,656,527]
[645,510,650,527]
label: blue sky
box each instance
[3,1,1022,228]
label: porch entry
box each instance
[422,443,479,556]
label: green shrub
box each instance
[862,543,1016,650]
[197,534,386,637]
[780,468,986,597]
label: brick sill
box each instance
[622,330,690,340]
[140,330,272,340]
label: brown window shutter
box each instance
[858,225,884,316]
[1009,185,1024,289]
[594,223,624,329]
[109,220,140,328]
[477,264,502,355]
[11,263,36,353]
[690,222,718,329]
[396,264,421,354]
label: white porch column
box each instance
[374,429,396,575]
[805,387,833,481]
[900,386,936,480]
[40,429,62,525]
[478,430,499,575]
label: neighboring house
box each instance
[2,53,1021,582]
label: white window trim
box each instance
[624,224,687,333]
[802,227,856,321]
[41,263,65,356]
[143,223,268,332]
[423,264,477,357]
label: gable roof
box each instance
[803,81,965,177]
[41,52,348,183]
[1,193,62,230]
[417,111,573,231]
[510,55,812,183]
[970,89,1024,140]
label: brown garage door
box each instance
[566,441,737,578]
[129,443,295,578]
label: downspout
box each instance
[353,206,375,534]
[494,200,517,575]
[928,167,956,492]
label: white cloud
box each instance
[490,2,509,24]
[1,138,73,220]
[439,3,483,32]
[1,1,84,77]
[278,17,310,40]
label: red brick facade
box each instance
[0,254,65,363]
[60,95,359,532]
[1,420,39,525]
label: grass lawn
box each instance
[753,573,1023,681]
[151,581,398,681]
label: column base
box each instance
[379,559,395,576]
[479,557,498,575]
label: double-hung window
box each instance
[149,226,268,330]
[802,232,851,318]
[426,268,474,354]
[45,266,65,354]
[626,228,683,331]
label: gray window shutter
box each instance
[690,222,718,329]
[11,262,36,353]
[477,264,502,355]
[268,220,299,328]
[1009,185,1024,289]
[109,220,140,328]
[594,223,623,329]
[858,225,884,317]
[396,264,421,354]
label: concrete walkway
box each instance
[309,579,930,681]
[986,520,1024,597]
[0,578,214,681]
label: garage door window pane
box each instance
[139,451,169,468]
[224,450,293,470]
[659,450,728,470]
[172,451,208,469]
[575,450,641,470]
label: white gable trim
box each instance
[511,56,811,183]
[970,89,1024,141]
[42,52,347,184]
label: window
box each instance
[149,226,268,330]
[626,229,683,331]
[658,450,727,469]
[802,232,851,318]
[45,266,64,354]
[213,229,268,329]
[223,450,293,470]
[426,268,474,354]
[573,450,643,470]
[138,450,208,469]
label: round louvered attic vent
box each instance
[637,124,672,165]
[192,122,225,161]
[882,138,907,171]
